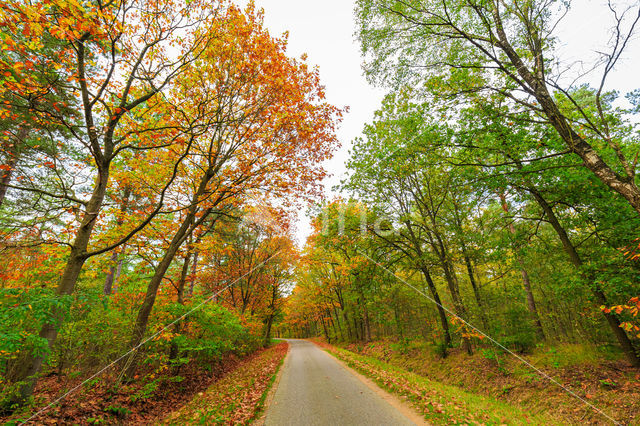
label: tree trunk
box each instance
[418,265,452,349]
[124,215,196,378]
[332,305,344,340]
[12,167,109,403]
[499,193,546,341]
[439,255,473,355]
[451,200,489,329]
[393,291,404,339]
[462,251,488,330]
[320,316,330,341]
[103,187,131,295]
[188,249,199,296]
[527,187,640,367]
[358,290,372,342]
[264,315,275,345]
[491,21,640,215]
[0,126,27,208]
[103,251,119,295]
[169,251,192,361]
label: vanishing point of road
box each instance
[264,339,424,426]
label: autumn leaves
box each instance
[0,0,340,409]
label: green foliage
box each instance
[496,307,537,354]
[104,404,131,418]
[163,301,259,362]
[0,288,60,367]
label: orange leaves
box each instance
[601,297,640,338]
[451,316,485,340]
[620,238,640,261]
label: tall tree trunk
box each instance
[332,304,344,340]
[263,284,279,346]
[264,315,275,345]
[393,296,404,339]
[527,187,640,367]
[124,164,220,378]
[123,206,202,378]
[12,167,109,403]
[169,251,192,360]
[499,193,546,341]
[343,310,353,341]
[438,254,473,355]
[358,288,372,342]
[188,249,199,296]
[320,316,330,341]
[491,23,640,215]
[0,126,27,208]
[103,187,131,295]
[462,253,488,329]
[451,200,488,329]
[103,251,119,295]
[418,265,452,349]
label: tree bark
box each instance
[123,215,196,378]
[188,249,199,296]
[169,251,192,361]
[438,253,473,355]
[12,167,109,402]
[499,193,546,341]
[489,11,640,216]
[103,187,131,295]
[418,265,452,349]
[527,187,640,367]
[0,126,28,208]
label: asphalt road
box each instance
[264,339,419,426]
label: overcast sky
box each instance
[240,0,640,246]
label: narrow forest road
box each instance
[263,340,424,426]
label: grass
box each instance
[527,343,622,369]
[321,343,557,425]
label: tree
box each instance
[121,4,340,377]
[356,0,640,215]
[2,0,225,403]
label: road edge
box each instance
[253,341,291,426]
[313,340,428,426]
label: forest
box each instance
[285,0,640,363]
[1,0,639,424]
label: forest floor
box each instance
[314,338,640,425]
[162,341,287,425]
[3,341,288,425]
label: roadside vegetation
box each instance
[316,339,639,424]
[162,341,288,425]
[0,0,338,422]
[281,1,640,424]
[315,340,556,425]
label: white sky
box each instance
[238,0,386,246]
[237,0,640,246]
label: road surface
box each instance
[264,339,420,426]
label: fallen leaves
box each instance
[164,341,288,425]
